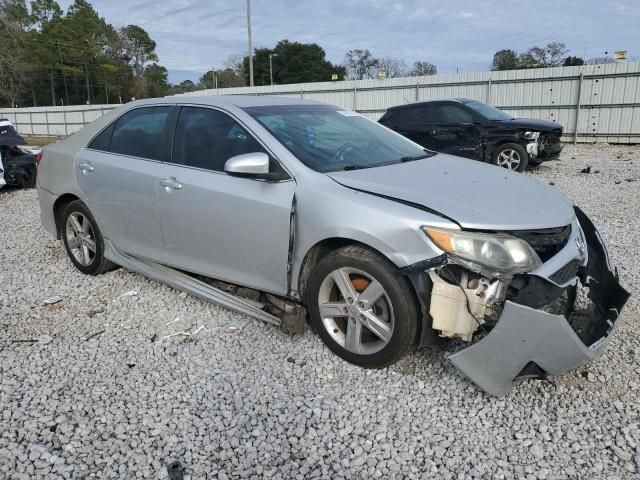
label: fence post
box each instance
[45,111,50,136]
[415,80,419,101]
[300,89,303,99]
[573,72,583,144]
[63,109,68,136]
[29,111,33,136]
[486,78,492,104]
[81,109,86,132]
[353,87,357,111]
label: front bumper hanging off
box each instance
[448,208,630,396]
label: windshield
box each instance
[242,104,434,172]
[463,100,513,121]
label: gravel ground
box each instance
[1,144,639,479]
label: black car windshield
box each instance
[243,104,434,172]
[463,100,513,121]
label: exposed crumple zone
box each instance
[444,208,629,395]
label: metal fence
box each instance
[2,61,639,143]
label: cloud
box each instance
[57,0,639,83]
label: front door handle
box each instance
[78,162,94,173]
[160,177,183,191]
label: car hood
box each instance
[497,118,562,132]
[327,154,575,231]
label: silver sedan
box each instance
[36,96,628,395]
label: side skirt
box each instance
[104,240,282,327]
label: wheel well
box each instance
[297,238,374,300]
[53,194,80,239]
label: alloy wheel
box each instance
[496,149,521,170]
[317,267,394,355]
[65,212,96,266]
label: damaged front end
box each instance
[524,129,564,162]
[423,207,629,396]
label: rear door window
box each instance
[435,104,474,124]
[172,107,266,172]
[109,107,172,161]
[396,105,434,129]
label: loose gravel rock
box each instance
[1,144,639,479]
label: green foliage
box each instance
[492,42,572,71]
[244,40,346,86]
[0,0,158,107]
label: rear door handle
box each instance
[78,162,94,173]
[160,177,183,191]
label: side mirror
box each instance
[224,152,269,176]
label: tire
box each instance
[61,200,116,275]
[306,245,419,369]
[492,143,529,172]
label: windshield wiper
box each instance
[342,165,363,171]
[399,152,435,162]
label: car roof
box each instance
[386,98,474,112]
[127,94,325,109]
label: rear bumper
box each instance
[37,181,58,238]
[448,208,629,396]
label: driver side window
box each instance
[435,104,474,124]
[172,107,267,172]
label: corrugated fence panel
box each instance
[1,63,639,143]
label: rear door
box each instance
[156,106,296,295]
[432,103,482,159]
[74,106,173,261]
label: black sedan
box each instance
[379,98,563,172]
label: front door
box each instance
[432,103,483,160]
[75,106,173,261]
[156,106,296,295]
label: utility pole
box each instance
[269,53,278,86]
[57,42,69,106]
[84,63,91,104]
[50,66,56,106]
[247,0,254,87]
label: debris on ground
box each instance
[118,289,139,298]
[223,325,239,334]
[38,334,53,345]
[47,303,62,312]
[163,325,204,340]
[84,330,105,341]
[87,306,105,318]
[580,166,591,173]
[42,295,63,305]
[167,461,185,480]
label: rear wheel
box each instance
[492,143,529,172]
[307,245,419,368]
[61,200,116,275]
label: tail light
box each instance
[35,151,43,168]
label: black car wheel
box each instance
[492,143,529,172]
[307,245,419,369]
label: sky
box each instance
[58,0,639,84]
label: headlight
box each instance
[423,227,542,276]
[523,131,540,140]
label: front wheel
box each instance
[492,143,529,172]
[307,246,419,369]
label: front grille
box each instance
[549,259,581,284]
[511,225,572,262]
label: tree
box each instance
[199,68,245,89]
[243,40,345,85]
[411,60,437,76]
[0,1,30,106]
[522,42,569,68]
[143,63,168,97]
[563,56,584,66]
[224,54,245,79]
[119,25,157,77]
[491,49,519,71]
[376,57,408,78]
[344,49,379,80]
